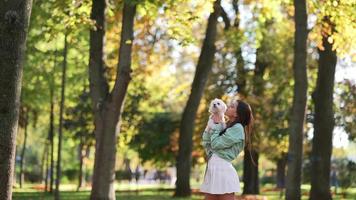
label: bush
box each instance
[63,169,79,181]
[334,158,356,189]
[260,169,275,185]
[25,170,42,183]
[115,169,132,181]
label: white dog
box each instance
[205,98,227,132]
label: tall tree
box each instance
[49,53,57,193]
[55,34,68,200]
[309,19,337,200]
[243,45,269,194]
[89,1,137,199]
[64,87,94,191]
[19,109,29,188]
[223,2,261,192]
[285,0,308,199]
[232,0,247,97]
[77,135,85,191]
[175,0,221,197]
[43,142,49,192]
[0,1,33,199]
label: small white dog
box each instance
[205,98,227,132]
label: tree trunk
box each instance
[243,148,259,194]
[309,21,336,200]
[231,1,260,193]
[174,0,221,197]
[232,0,247,97]
[89,1,136,200]
[0,1,33,199]
[285,0,308,199]
[77,135,84,191]
[49,64,55,193]
[44,145,49,192]
[276,154,287,189]
[242,45,268,194]
[41,142,48,189]
[19,112,29,188]
[55,34,68,200]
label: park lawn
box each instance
[12,184,356,200]
[261,184,356,200]
[12,190,201,200]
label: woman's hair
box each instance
[219,100,254,158]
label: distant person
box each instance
[330,165,338,194]
[200,100,254,200]
[134,165,141,183]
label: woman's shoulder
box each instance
[231,123,244,139]
[226,123,244,134]
[230,123,243,129]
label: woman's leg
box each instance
[204,193,219,200]
[218,193,235,200]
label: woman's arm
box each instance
[211,124,244,150]
[202,123,224,157]
[201,130,213,158]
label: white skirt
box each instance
[200,154,241,194]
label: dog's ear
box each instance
[208,100,213,113]
[222,102,227,112]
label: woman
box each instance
[200,100,254,200]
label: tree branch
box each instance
[220,5,230,30]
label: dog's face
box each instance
[209,98,227,114]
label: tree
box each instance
[130,112,179,167]
[309,18,337,200]
[335,80,356,142]
[64,88,94,191]
[54,34,68,200]
[0,1,33,199]
[49,60,56,193]
[243,44,270,194]
[175,0,221,197]
[285,0,308,199]
[43,139,50,192]
[307,0,355,198]
[89,1,137,199]
[19,108,29,188]
[232,0,247,97]
[23,0,93,194]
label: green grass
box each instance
[13,191,201,200]
[12,184,356,200]
[260,184,356,200]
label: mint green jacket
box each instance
[202,122,245,162]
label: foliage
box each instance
[333,158,356,189]
[129,112,180,168]
[15,0,356,189]
[309,0,356,58]
[335,80,356,141]
[64,89,95,147]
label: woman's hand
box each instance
[205,125,211,132]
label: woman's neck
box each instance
[227,116,237,122]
